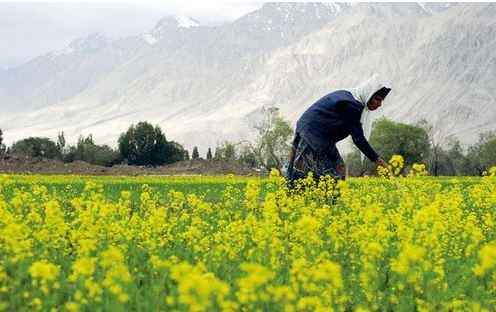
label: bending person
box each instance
[286,73,391,187]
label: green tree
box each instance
[446,137,474,175]
[252,105,293,170]
[63,134,122,166]
[82,144,122,167]
[64,135,88,163]
[206,147,212,160]
[56,131,66,158]
[118,122,171,166]
[416,119,452,176]
[214,141,236,159]
[214,147,222,159]
[369,117,431,169]
[74,134,94,160]
[224,142,236,159]
[467,131,496,175]
[237,143,258,167]
[433,136,474,176]
[192,146,200,159]
[165,141,188,164]
[12,137,60,158]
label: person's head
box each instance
[353,73,392,111]
[367,87,391,111]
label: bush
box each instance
[62,135,122,167]
[12,137,60,159]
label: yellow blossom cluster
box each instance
[389,154,405,176]
[484,166,496,177]
[0,172,496,311]
[408,163,429,177]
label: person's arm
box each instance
[341,104,380,162]
[341,103,390,173]
[354,131,391,173]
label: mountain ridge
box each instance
[2,2,494,158]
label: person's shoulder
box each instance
[332,90,362,109]
[320,90,352,102]
[315,90,361,111]
[333,90,352,98]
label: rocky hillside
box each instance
[1,2,493,156]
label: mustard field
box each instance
[1,170,496,312]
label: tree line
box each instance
[0,106,294,170]
[346,117,496,176]
[0,122,188,167]
[1,108,496,175]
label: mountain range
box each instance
[1,2,495,157]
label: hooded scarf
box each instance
[344,73,391,161]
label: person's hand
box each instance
[375,157,390,173]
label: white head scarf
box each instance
[344,73,391,161]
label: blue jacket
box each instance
[296,90,379,162]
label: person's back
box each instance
[296,90,364,156]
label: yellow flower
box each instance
[121,190,132,200]
[101,247,125,268]
[29,297,42,310]
[473,243,496,277]
[65,302,79,312]
[29,261,60,281]
[489,166,496,177]
[170,262,230,312]
[118,293,130,303]
[72,257,96,276]
[389,154,405,176]
[391,243,426,275]
[408,163,429,177]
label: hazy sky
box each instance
[0,2,264,69]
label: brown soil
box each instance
[0,154,263,176]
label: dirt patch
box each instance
[0,154,263,176]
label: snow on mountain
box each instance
[62,32,112,55]
[176,16,201,28]
[230,2,354,48]
[418,2,458,15]
[228,2,492,151]
[0,32,114,112]
[0,15,206,113]
[145,16,204,43]
[1,2,494,158]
